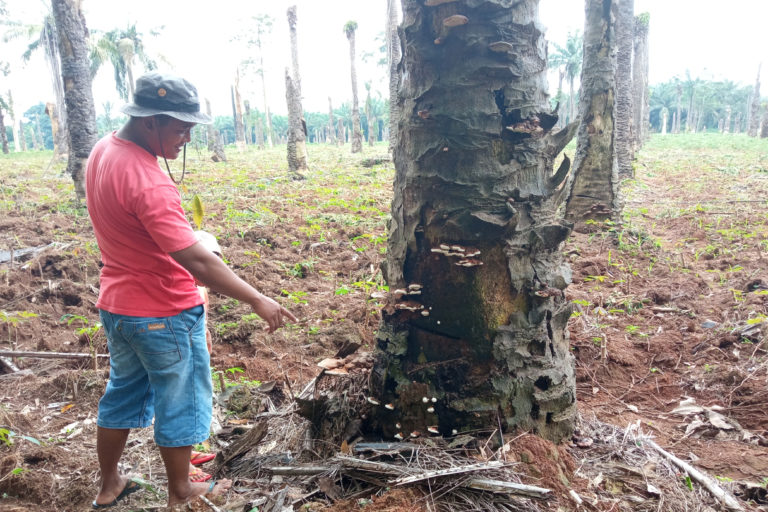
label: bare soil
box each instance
[0,135,766,511]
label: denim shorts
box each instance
[97,305,212,447]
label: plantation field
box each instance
[0,134,766,511]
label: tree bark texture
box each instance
[614,0,633,179]
[285,69,308,175]
[387,0,402,154]
[631,13,649,149]
[287,6,302,100]
[346,25,363,153]
[748,66,761,137]
[51,0,97,201]
[371,0,577,443]
[565,0,620,229]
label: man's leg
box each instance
[161,445,231,506]
[93,426,130,505]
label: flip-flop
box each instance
[91,478,142,509]
[189,467,212,483]
[190,450,216,466]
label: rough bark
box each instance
[327,97,337,145]
[287,5,309,165]
[371,0,577,443]
[387,0,401,154]
[345,23,363,153]
[51,0,97,201]
[631,13,649,149]
[748,66,761,137]
[285,69,307,176]
[565,0,620,229]
[614,0,634,179]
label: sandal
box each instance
[189,467,212,483]
[190,450,216,466]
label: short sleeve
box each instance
[134,184,198,253]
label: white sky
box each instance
[2,0,767,120]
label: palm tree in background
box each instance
[89,24,158,101]
[549,31,583,124]
[3,12,69,156]
[344,20,363,153]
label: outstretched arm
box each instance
[170,242,298,333]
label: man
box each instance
[86,71,297,508]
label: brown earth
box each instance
[0,136,766,511]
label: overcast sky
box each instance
[3,0,767,120]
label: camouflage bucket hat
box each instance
[121,71,212,124]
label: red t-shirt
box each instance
[86,133,202,317]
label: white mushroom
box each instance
[427,426,440,435]
[367,397,380,405]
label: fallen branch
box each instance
[0,350,109,360]
[0,356,20,373]
[644,438,744,512]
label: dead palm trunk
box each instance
[327,97,337,145]
[42,17,69,159]
[614,0,634,179]
[51,0,98,201]
[0,105,8,154]
[234,68,246,150]
[386,0,401,153]
[631,13,649,149]
[18,120,26,151]
[748,65,761,137]
[7,90,19,152]
[370,0,577,443]
[285,6,308,175]
[565,0,620,230]
[345,21,363,153]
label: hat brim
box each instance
[121,104,213,124]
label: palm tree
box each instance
[549,31,583,124]
[386,0,401,153]
[3,13,69,157]
[89,24,157,102]
[631,13,650,147]
[285,6,307,176]
[614,0,634,178]
[51,0,98,201]
[565,0,619,229]
[371,0,577,443]
[344,21,363,153]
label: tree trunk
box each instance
[234,68,246,150]
[18,120,26,151]
[614,0,634,179]
[327,97,337,145]
[45,102,60,156]
[674,83,682,133]
[365,89,375,147]
[370,0,577,444]
[7,90,19,152]
[661,109,668,135]
[285,68,308,176]
[287,5,309,164]
[748,65,761,137]
[51,0,97,201]
[723,105,731,134]
[760,107,768,138]
[733,111,742,134]
[565,0,620,230]
[387,0,401,154]
[255,119,264,149]
[346,25,363,153]
[631,13,649,149]
[338,118,345,145]
[205,98,215,151]
[42,16,69,159]
[0,105,8,154]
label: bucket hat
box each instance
[121,72,212,124]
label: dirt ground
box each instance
[0,135,766,511]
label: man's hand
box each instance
[250,295,298,333]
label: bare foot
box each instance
[93,475,141,507]
[167,478,232,507]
